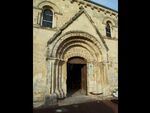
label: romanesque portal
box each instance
[33,0,118,107]
[46,31,108,99]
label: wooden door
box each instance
[81,64,87,95]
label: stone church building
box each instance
[33,0,118,107]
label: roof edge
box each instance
[83,0,118,13]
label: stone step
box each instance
[58,95,97,106]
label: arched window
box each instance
[42,7,53,28]
[106,21,111,37]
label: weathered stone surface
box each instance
[33,0,118,108]
[44,94,57,106]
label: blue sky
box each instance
[92,0,118,11]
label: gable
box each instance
[48,7,109,51]
[63,12,97,37]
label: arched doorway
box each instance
[67,57,87,96]
[46,31,109,99]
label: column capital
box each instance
[46,57,66,62]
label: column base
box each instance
[55,89,66,99]
[44,94,58,106]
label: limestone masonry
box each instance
[33,0,118,107]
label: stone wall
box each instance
[33,0,118,106]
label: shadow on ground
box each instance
[67,89,80,97]
[33,100,117,113]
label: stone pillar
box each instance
[54,59,59,96]
[103,62,109,85]
[37,9,42,25]
[87,62,95,94]
[94,62,103,94]
[50,59,55,94]
[98,62,105,86]
[58,60,66,98]
[45,60,51,95]
[101,61,110,97]
[44,58,57,106]
[53,59,65,99]
[61,62,67,97]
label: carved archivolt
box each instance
[48,31,108,62]
[45,31,110,98]
[64,47,93,62]
[57,39,99,61]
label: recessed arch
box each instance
[37,1,61,14]
[56,37,99,54]
[46,31,109,98]
[102,17,117,27]
[56,38,100,61]
[68,56,87,64]
[64,46,93,62]
[61,44,97,61]
[48,31,108,62]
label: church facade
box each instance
[33,0,118,107]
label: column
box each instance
[87,62,95,94]
[101,61,110,97]
[53,59,65,99]
[36,9,42,26]
[44,58,57,106]
[45,60,51,95]
[58,60,65,98]
[95,62,103,94]
[54,59,59,96]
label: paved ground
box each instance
[58,89,99,106]
[33,100,118,113]
[33,90,118,113]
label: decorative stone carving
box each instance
[33,0,118,107]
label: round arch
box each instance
[37,1,61,14]
[48,31,107,62]
[46,31,109,98]
[102,17,117,27]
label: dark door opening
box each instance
[67,57,87,97]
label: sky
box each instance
[92,0,118,11]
